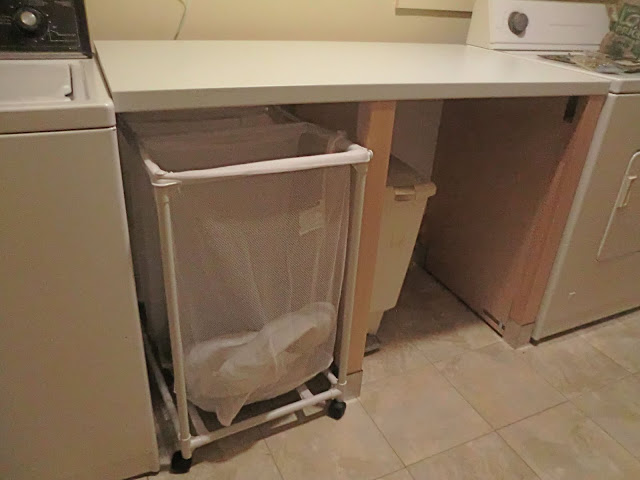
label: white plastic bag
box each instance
[185,302,336,425]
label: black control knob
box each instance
[13,7,46,34]
[508,11,529,36]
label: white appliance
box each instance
[468,0,640,339]
[0,2,159,479]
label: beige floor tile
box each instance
[578,316,623,335]
[436,342,565,428]
[408,433,539,480]
[375,291,447,347]
[518,336,629,398]
[375,306,433,346]
[376,266,498,357]
[362,340,430,385]
[398,265,451,304]
[573,375,640,458]
[621,308,640,326]
[499,403,640,480]
[263,400,402,480]
[151,427,282,480]
[376,308,418,345]
[377,469,414,480]
[359,365,492,465]
[582,319,640,373]
[625,313,640,334]
[409,304,500,363]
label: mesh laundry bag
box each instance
[136,120,358,426]
[121,108,303,364]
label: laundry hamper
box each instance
[119,110,370,474]
[120,107,297,364]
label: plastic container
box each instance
[368,157,437,334]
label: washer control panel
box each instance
[0,0,91,57]
[467,0,609,51]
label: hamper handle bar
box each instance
[141,142,371,186]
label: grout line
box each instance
[568,371,635,403]
[568,376,640,463]
[360,275,505,467]
[581,369,634,395]
[366,269,640,474]
[577,410,640,464]
[410,340,435,365]
[495,429,544,479]
[582,336,637,374]
[495,399,569,432]
[402,430,495,471]
[515,335,635,401]
[361,364,497,468]
[374,466,410,480]
[354,397,409,469]
[361,344,434,390]
[260,427,288,480]
[511,348,571,403]
[262,438,284,480]
[434,341,571,431]
[431,359,496,431]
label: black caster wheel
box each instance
[171,451,193,474]
[327,399,347,420]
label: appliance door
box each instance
[598,152,640,261]
[534,93,640,340]
[0,128,159,480]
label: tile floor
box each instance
[145,265,640,480]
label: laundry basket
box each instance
[119,109,369,473]
[120,107,296,363]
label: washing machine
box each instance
[468,0,640,339]
[0,2,159,479]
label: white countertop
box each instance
[94,41,610,112]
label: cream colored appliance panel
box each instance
[0,63,71,103]
[0,128,158,480]
[534,94,640,339]
[598,152,640,261]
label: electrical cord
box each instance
[174,0,191,40]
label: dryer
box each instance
[468,0,640,340]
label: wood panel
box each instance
[424,95,605,336]
[293,102,397,373]
[424,97,580,326]
[508,95,605,326]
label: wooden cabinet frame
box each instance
[296,95,603,373]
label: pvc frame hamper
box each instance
[121,110,370,474]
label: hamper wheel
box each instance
[327,399,347,420]
[170,451,193,474]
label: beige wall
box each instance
[85,0,470,44]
